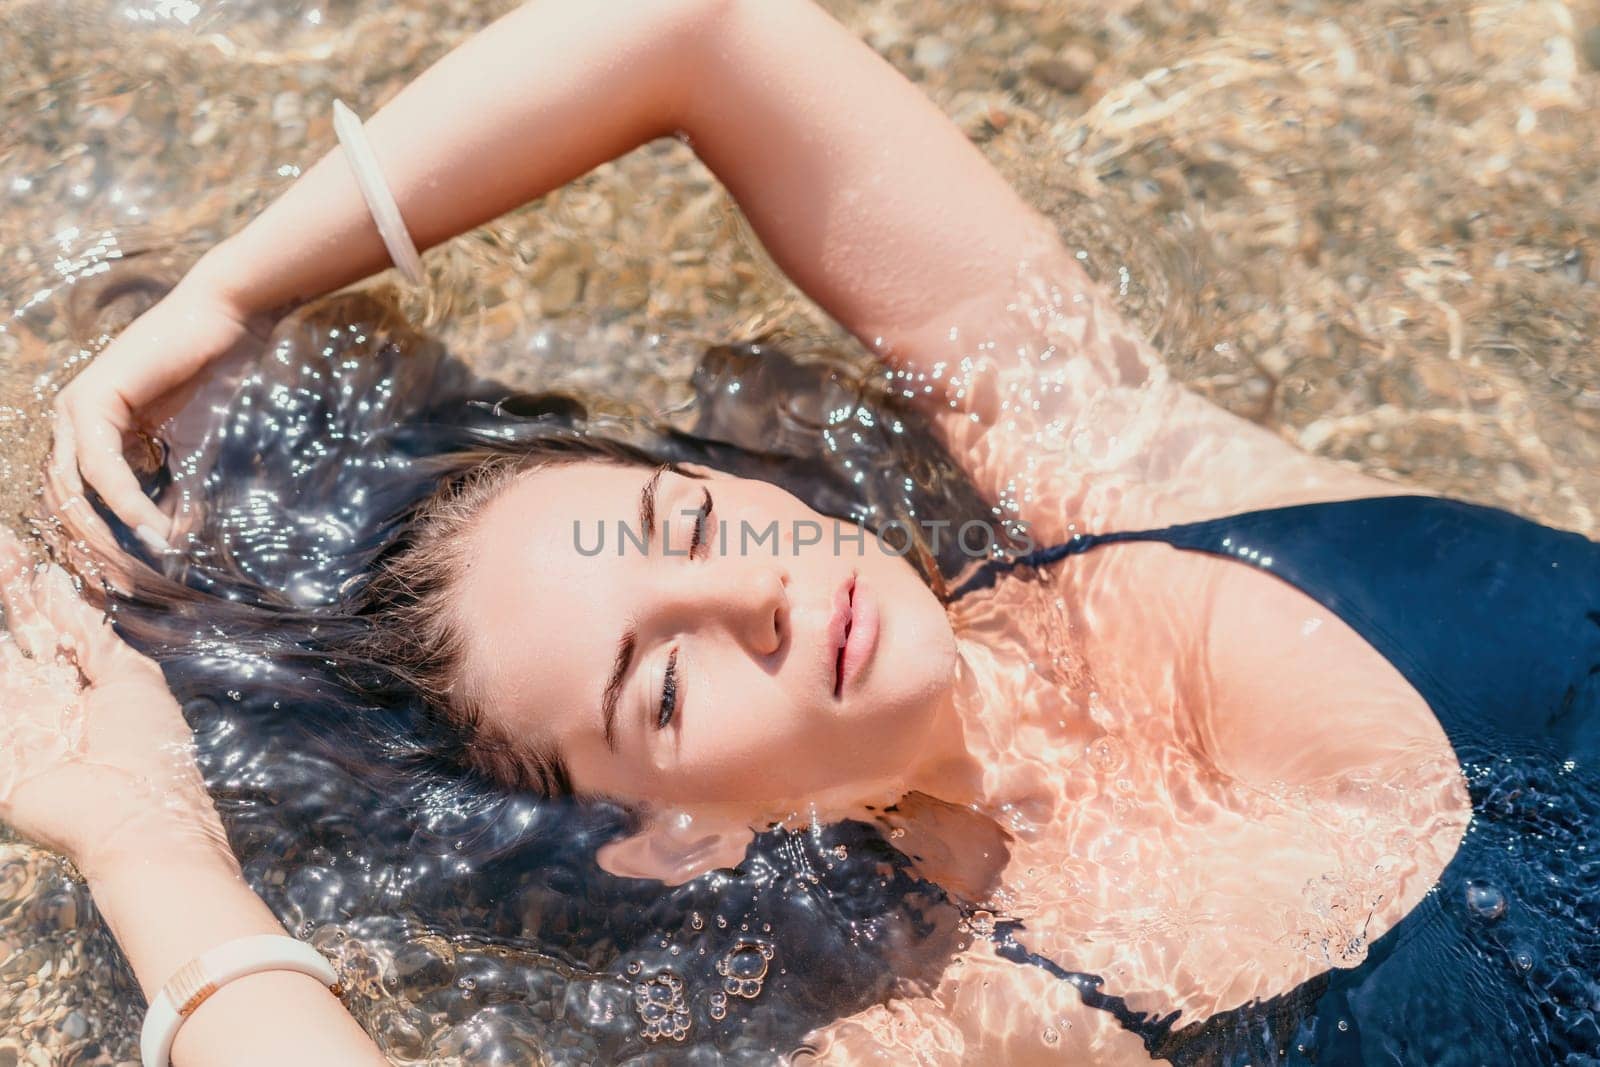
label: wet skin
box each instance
[456,461,961,809]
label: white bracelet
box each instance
[139,933,343,1067]
[332,98,426,286]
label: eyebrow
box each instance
[600,628,636,754]
[600,469,667,752]
[639,466,665,543]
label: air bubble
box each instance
[718,941,774,999]
[1465,880,1507,921]
[633,971,690,1042]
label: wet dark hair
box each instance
[60,281,1012,1061]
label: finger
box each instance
[28,564,146,685]
[40,489,138,603]
[28,511,135,603]
[0,524,27,579]
[0,529,34,619]
[48,410,115,542]
[0,556,50,659]
[0,630,24,673]
[67,405,174,553]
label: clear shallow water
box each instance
[2,0,1599,1063]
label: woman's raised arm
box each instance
[206,0,1057,355]
[56,0,1065,539]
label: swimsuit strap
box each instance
[947,530,1146,602]
[987,918,1326,1062]
[946,494,1378,604]
[946,496,1324,604]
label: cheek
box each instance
[878,605,957,721]
[674,667,815,787]
[873,571,958,712]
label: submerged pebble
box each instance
[1028,48,1096,94]
[391,943,453,994]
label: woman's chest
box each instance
[947,544,1472,1022]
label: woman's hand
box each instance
[0,526,230,881]
[0,531,391,1065]
[49,267,274,550]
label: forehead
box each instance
[454,461,646,745]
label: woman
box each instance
[14,0,1600,1064]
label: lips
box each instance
[831,576,856,697]
[832,579,857,697]
[828,572,880,698]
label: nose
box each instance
[651,558,788,658]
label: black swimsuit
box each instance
[953,496,1600,1065]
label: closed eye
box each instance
[657,648,680,729]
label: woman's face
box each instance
[454,461,959,808]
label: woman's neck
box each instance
[898,644,990,808]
